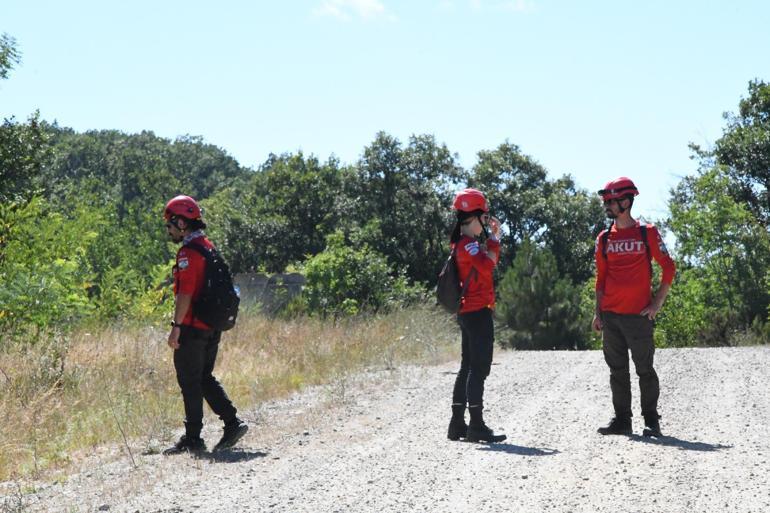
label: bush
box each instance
[0,198,97,338]
[301,231,425,317]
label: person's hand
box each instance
[640,299,662,320]
[487,216,502,240]
[167,326,181,349]
[592,314,603,332]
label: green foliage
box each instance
[712,79,770,224]
[469,142,605,283]
[301,232,424,317]
[0,33,21,80]
[578,278,602,350]
[0,198,98,336]
[204,152,348,273]
[666,166,770,344]
[350,132,466,284]
[655,267,714,347]
[0,113,50,203]
[497,239,587,350]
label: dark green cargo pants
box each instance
[601,311,660,418]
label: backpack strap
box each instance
[461,267,478,298]
[184,240,215,261]
[452,244,478,303]
[640,224,652,276]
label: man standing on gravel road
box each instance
[592,177,676,438]
[162,195,248,455]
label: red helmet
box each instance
[452,188,489,213]
[598,177,639,201]
[164,195,202,221]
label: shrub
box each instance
[301,232,424,317]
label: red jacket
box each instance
[173,235,215,329]
[454,236,500,313]
[595,222,676,315]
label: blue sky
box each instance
[2,0,769,220]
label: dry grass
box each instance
[0,307,458,481]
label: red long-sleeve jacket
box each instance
[454,236,500,314]
[173,235,215,330]
[595,222,676,315]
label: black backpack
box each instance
[600,224,652,275]
[436,247,477,314]
[184,242,240,331]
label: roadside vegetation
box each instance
[0,307,457,480]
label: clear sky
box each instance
[2,0,769,220]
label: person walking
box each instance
[163,195,248,454]
[446,188,507,443]
[593,178,676,437]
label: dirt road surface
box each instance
[7,346,770,513]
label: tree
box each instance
[204,152,350,273]
[351,132,466,285]
[469,142,605,282]
[0,33,20,81]
[497,239,587,350]
[664,166,770,343]
[709,79,770,225]
[0,113,50,203]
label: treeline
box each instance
[1,34,769,348]
[0,117,605,344]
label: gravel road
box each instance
[9,346,770,513]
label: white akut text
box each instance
[605,239,646,254]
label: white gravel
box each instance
[6,346,770,513]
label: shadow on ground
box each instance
[629,434,732,452]
[201,449,269,463]
[475,443,560,456]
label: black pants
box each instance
[601,311,660,417]
[174,326,237,438]
[452,308,494,408]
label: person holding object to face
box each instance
[446,188,507,443]
[163,195,248,455]
[593,178,676,437]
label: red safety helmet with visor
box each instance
[598,177,639,201]
[164,195,202,221]
[452,188,489,213]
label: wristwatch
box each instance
[170,321,180,328]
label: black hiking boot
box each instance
[597,416,632,435]
[163,434,206,455]
[642,413,662,438]
[213,419,249,452]
[447,419,468,441]
[466,423,507,443]
[447,404,467,441]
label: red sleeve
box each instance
[649,226,676,285]
[175,247,206,296]
[595,232,607,292]
[462,238,497,274]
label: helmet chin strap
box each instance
[479,215,489,239]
